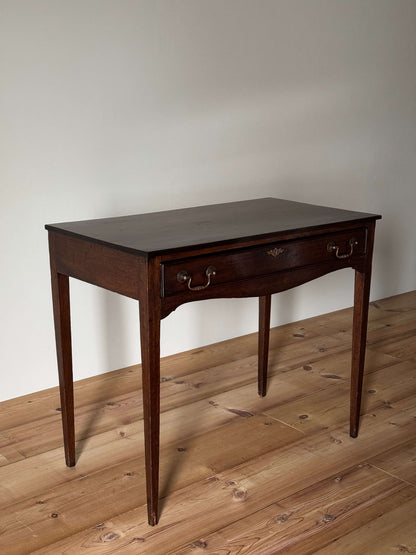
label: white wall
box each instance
[1,0,415,402]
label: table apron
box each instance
[160,256,367,318]
[49,232,144,300]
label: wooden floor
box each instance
[1,291,416,554]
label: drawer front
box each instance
[162,227,367,297]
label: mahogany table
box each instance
[46,198,381,525]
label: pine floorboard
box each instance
[0,291,415,554]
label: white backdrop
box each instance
[1,0,415,401]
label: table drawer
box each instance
[162,227,367,297]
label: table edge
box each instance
[45,214,381,258]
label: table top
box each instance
[45,198,381,256]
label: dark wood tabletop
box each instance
[45,198,381,256]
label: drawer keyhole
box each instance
[267,247,285,258]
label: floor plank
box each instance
[0,290,415,554]
[173,465,416,555]
[315,494,416,555]
[26,396,416,554]
[368,437,416,486]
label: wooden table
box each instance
[46,198,381,526]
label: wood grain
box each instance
[0,291,414,554]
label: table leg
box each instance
[139,298,161,526]
[50,270,75,467]
[351,268,374,439]
[258,294,271,397]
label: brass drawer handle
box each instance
[327,237,358,259]
[177,265,217,291]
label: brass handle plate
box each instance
[177,265,217,291]
[327,237,358,259]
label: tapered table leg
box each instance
[350,269,372,437]
[258,294,272,397]
[350,223,375,438]
[49,260,75,467]
[139,279,161,526]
